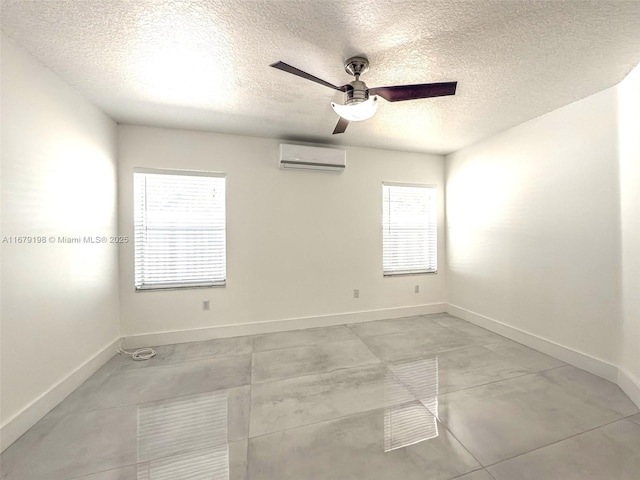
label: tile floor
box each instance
[1,313,639,479]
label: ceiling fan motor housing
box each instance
[346,80,369,105]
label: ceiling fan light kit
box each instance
[270,56,457,135]
[331,96,378,121]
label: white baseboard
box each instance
[446,304,620,383]
[617,368,640,410]
[123,303,448,348]
[0,338,119,453]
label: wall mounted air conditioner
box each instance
[279,143,346,173]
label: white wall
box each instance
[0,34,119,448]
[446,87,622,365]
[618,63,640,396]
[118,125,446,338]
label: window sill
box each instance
[135,283,226,292]
[383,271,437,277]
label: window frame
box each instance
[382,182,438,277]
[133,167,227,291]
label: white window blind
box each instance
[382,183,437,275]
[134,170,226,290]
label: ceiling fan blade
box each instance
[333,117,349,134]
[369,82,457,102]
[270,61,347,91]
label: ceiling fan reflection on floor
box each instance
[270,56,457,134]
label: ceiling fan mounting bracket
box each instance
[344,56,369,78]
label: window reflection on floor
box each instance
[136,391,229,479]
[384,356,439,452]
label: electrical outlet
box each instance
[353,289,360,299]
[414,285,420,293]
[203,300,210,311]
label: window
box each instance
[134,169,226,290]
[382,183,437,275]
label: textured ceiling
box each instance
[2,0,640,154]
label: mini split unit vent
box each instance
[279,144,346,173]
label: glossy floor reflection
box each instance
[1,314,638,479]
